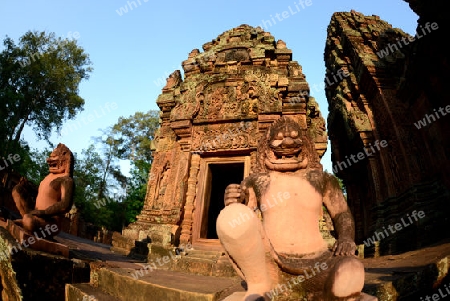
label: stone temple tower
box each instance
[325,10,450,256]
[112,24,329,275]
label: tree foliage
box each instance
[0,28,157,231]
[110,110,160,163]
[0,30,93,157]
[123,160,150,224]
[20,147,51,184]
[72,110,160,231]
[72,145,123,230]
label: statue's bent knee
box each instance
[327,257,365,298]
[216,203,258,241]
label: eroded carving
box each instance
[153,162,171,210]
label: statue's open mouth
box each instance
[272,147,301,158]
[265,147,308,171]
[268,153,300,164]
[269,141,302,160]
[47,157,59,169]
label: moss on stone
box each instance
[0,228,23,301]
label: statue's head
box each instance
[258,116,322,172]
[47,143,74,177]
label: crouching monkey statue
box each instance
[216,117,376,301]
[12,143,74,236]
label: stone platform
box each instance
[66,266,243,301]
[2,227,450,300]
[61,232,450,301]
[53,232,244,301]
[362,239,450,300]
[0,218,70,257]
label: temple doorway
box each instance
[202,162,244,239]
[193,156,250,249]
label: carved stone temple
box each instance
[325,9,450,256]
[112,24,330,275]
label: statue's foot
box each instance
[245,293,269,301]
[222,292,268,301]
[245,282,271,301]
[359,292,378,301]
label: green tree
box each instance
[94,132,127,201]
[67,111,159,230]
[72,145,104,225]
[0,30,93,158]
[110,110,160,163]
[110,110,159,225]
[73,144,125,230]
[20,147,52,184]
[123,160,150,224]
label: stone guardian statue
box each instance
[12,143,74,236]
[216,117,376,301]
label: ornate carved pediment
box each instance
[191,122,258,153]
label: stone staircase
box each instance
[64,239,450,301]
[112,229,237,278]
[65,264,243,301]
[55,231,243,301]
[167,248,237,277]
[361,240,450,300]
[2,229,441,301]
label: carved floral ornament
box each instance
[191,121,258,153]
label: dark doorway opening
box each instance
[201,162,245,239]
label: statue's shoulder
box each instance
[304,168,326,194]
[243,172,270,200]
[322,172,340,189]
[49,175,73,190]
[244,172,269,186]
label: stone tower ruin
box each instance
[325,9,450,256]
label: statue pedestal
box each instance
[0,218,69,257]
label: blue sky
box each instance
[0,0,418,174]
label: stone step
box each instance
[182,249,223,260]
[93,266,244,301]
[169,256,232,277]
[168,250,237,277]
[65,283,121,301]
[111,231,135,256]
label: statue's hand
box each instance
[29,210,46,217]
[332,238,356,256]
[224,184,244,206]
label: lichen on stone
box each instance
[0,229,23,300]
